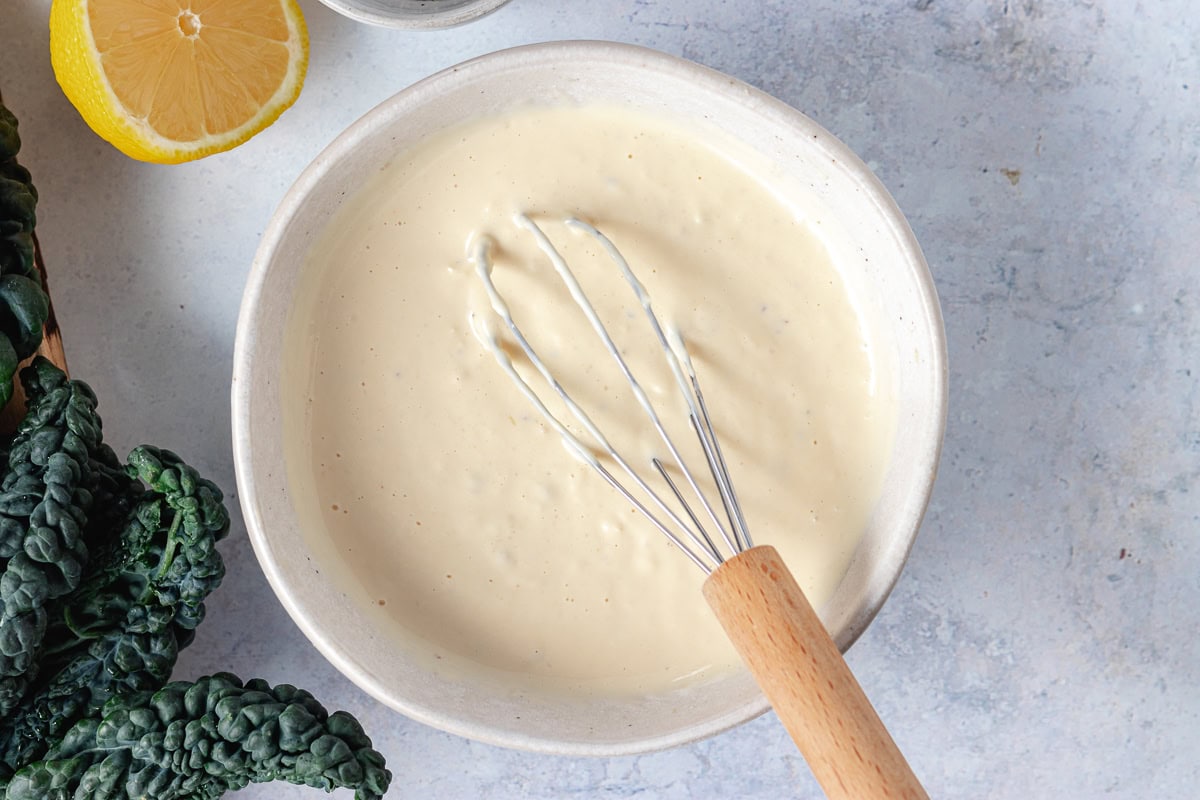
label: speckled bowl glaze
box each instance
[232,41,947,756]
[313,0,511,29]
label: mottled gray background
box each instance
[2,0,1197,797]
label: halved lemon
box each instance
[50,0,309,164]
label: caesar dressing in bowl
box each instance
[233,41,946,755]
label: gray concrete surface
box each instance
[1,1,1196,797]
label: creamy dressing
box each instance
[282,105,896,697]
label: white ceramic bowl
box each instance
[314,0,511,29]
[233,40,947,756]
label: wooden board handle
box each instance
[703,545,928,800]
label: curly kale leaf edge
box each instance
[0,361,391,798]
[3,674,391,800]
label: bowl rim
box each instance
[312,0,511,30]
[232,39,948,756]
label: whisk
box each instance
[471,214,928,800]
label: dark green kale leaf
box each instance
[0,365,391,799]
[0,447,226,774]
[0,103,49,407]
[0,276,48,365]
[0,359,119,717]
[0,673,392,800]
[123,445,230,632]
[0,103,38,282]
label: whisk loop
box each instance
[471,213,929,800]
[470,213,753,574]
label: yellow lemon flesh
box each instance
[50,0,309,164]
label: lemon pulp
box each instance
[50,0,309,164]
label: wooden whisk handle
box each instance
[703,545,927,800]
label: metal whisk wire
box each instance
[470,213,929,800]
[470,213,753,574]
